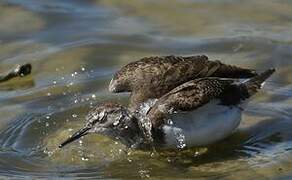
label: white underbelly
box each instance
[161,100,242,149]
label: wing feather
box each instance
[109,55,257,110]
[147,78,235,127]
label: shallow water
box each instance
[0,0,292,179]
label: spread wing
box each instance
[147,68,275,128]
[146,78,237,128]
[109,55,257,110]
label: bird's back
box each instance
[109,55,257,110]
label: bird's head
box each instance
[59,102,142,148]
[108,71,132,93]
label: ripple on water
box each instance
[1,0,292,178]
[1,75,292,179]
[0,108,131,177]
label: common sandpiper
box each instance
[59,68,275,150]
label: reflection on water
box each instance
[0,0,292,178]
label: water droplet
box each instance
[194,151,200,157]
[53,81,57,85]
[78,140,83,145]
[45,122,49,127]
[166,119,173,125]
[138,170,150,178]
[74,99,78,104]
[91,94,96,99]
[47,92,51,96]
[113,120,119,126]
[72,114,78,118]
[139,117,153,142]
[93,114,98,119]
[81,67,85,71]
[43,148,54,157]
[174,129,186,149]
[81,157,89,161]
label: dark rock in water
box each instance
[0,63,32,83]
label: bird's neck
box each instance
[111,103,165,149]
[110,112,145,148]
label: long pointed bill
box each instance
[59,126,91,148]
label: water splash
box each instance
[43,147,59,157]
[139,116,153,144]
[135,99,158,116]
[138,169,151,178]
[134,99,158,144]
[165,118,187,149]
[174,128,186,149]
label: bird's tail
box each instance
[240,68,275,98]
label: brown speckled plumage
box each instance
[147,69,275,128]
[109,55,257,110]
[60,68,275,149]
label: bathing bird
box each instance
[59,68,274,150]
[109,55,257,111]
